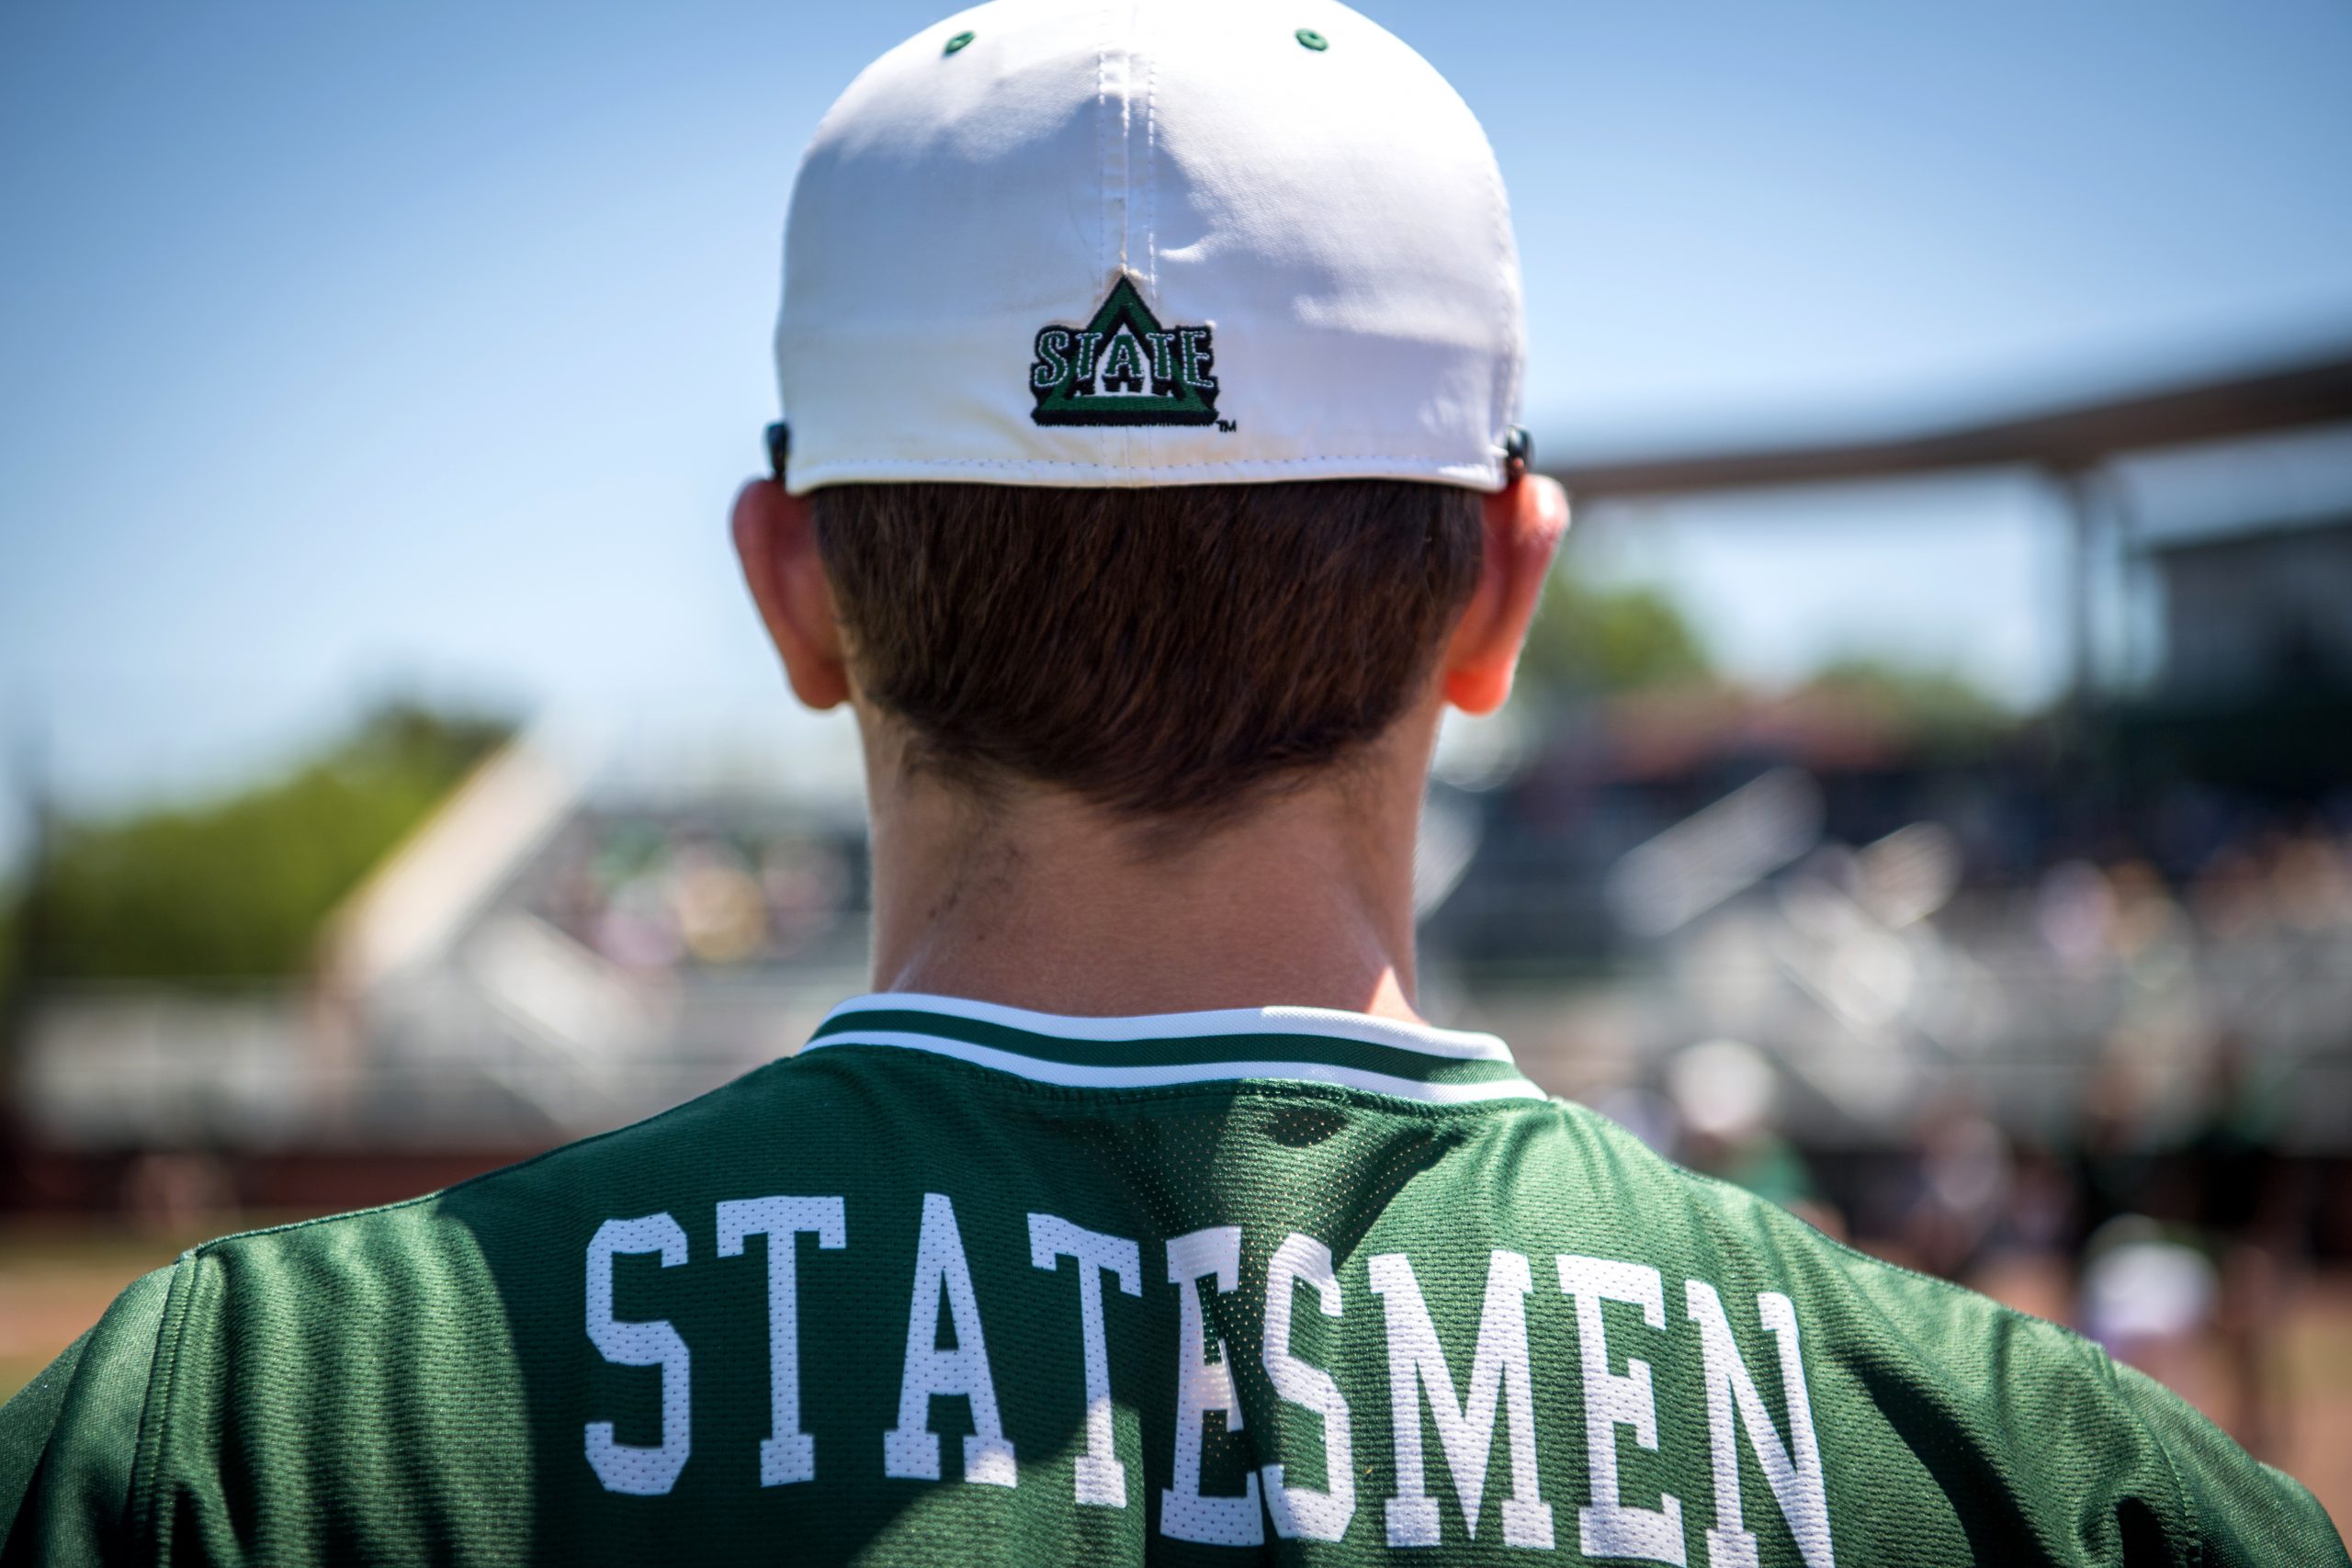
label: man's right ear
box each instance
[730,479,851,710]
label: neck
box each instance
[858,715,1439,1022]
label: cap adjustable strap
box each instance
[765,421,791,484]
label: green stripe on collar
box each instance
[803,1000,1541,1103]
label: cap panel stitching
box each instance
[1113,17,1130,277]
[1494,152,1522,443]
[1094,19,1112,289]
[1093,6,1119,473]
[1115,1,1136,476]
[1129,0,1156,476]
[1472,108,1521,449]
[1142,21,1159,298]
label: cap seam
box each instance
[786,457,1510,495]
[1094,6,1117,477]
[1116,1,1135,480]
[791,454,1507,471]
[1471,103,1521,444]
[1142,19,1159,298]
[1131,0,1156,477]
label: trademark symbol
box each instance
[1216,419,1238,434]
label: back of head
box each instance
[813,481,1480,819]
[770,0,1527,821]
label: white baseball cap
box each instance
[772,0,1525,494]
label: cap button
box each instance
[1503,426,1532,479]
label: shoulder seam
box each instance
[2098,1352,2205,1568]
[126,1252,200,1562]
[188,1190,444,1255]
[186,1061,794,1254]
[422,1057,795,1191]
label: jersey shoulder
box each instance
[109,1056,858,1565]
[1526,1094,2098,1363]
[1518,1098,2348,1564]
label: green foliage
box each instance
[23,703,512,985]
[1515,567,1714,701]
[0,895,17,1018]
[1797,656,2013,751]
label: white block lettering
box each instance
[1368,1250,1555,1549]
[584,1213,692,1495]
[1684,1281,1834,1567]
[884,1192,1017,1486]
[1557,1256,1687,1564]
[716,1195,845,1486]
[1028,1212,1142,1507]
[1161,1226,1263,1546]
[1261,1233,1354,1542]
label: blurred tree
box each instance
[19,703,512,985]
[1796,656,2013,752]
[0,897,17,1019]
[1515,567,1714,700]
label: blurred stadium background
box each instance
[4,0,2348,1530]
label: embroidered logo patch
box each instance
[1029,276,1218,426]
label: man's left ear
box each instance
[730,479,851,710]
[1441,473,1569,716]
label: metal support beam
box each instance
[2059,468,2102,713]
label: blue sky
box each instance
[3,0,2349,824]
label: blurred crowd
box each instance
[1612,798,2352,1464]
[2034,818,2352,971]
[1610,1032,2320,1460]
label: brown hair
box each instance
[811,480,1482,820]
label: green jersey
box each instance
[2,994,2340,1565]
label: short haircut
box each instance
[811,480,1483,821]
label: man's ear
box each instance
[730,479,851,710]
[1442,473,1569,716]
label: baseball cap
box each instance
[772,0,1525,494]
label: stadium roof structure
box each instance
[1543,340,2352,703]
[1546,344,2352,499]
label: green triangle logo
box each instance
[1029,276,1219,427]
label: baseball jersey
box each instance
[1,993,2341,1566]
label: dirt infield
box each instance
[2,1219,2346,1532]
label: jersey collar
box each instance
[801,992,1544,1106]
